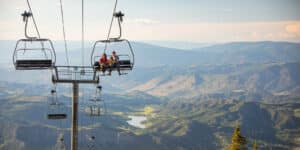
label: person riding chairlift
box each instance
[99,53,108,74]
[108,50,121,75]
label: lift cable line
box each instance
[81,0,85,67]
[104,0,118,52]
[59,0,70,66]
[25,0,41,39]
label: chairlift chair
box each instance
[54,133,67,150]
[91,10,134,76]
[91,39,134,74]
[47,88,67,120]
[85,97,106,117]
[85,86,106,117]
[86,134,97,149]
[13,10,56,70]
[87,105,102,116]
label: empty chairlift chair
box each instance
[47,89,67,120]
[13,10,56,70]
[85,85,106,116]
[13,38,56,70]
[85,97,105,117]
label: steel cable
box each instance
[59,0,70,66]
[104,0,118,53]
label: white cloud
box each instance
[1,19,300,43]
[286,23,300,36]
[123,21,300,42]
[126,18,160,25]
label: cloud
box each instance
[124,21,300,42]
[286,23,300,36]
[1,19,300,43]
[126,18,160,25]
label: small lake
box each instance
[127,116,147,129]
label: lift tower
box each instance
[52,66,99,150]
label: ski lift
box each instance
[85,97,106,117]
[83,85,105,150]
[13,10,56,70]
[85,85,106,116]
[91,11,134,76]
[53,133,67,150]
[86,134,96,149]
[47,88,67,120]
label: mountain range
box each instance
[1,40,300,149]
[3,40,300,67]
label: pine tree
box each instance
[229,125,247,150]
[253,140,257,150]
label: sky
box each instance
[0,0,300,43]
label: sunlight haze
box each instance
[0,0,300,42]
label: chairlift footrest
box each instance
[47,114,67,120]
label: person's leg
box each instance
[108,65,112,75]
[94,62,100,70]
[117,63,121,75]
[108,63,116,75]
[100,64,105,74]
[100,64,103,72]
[103,65,107,73]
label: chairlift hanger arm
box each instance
[114,11,124,22]
[103,0,121,52]
[22,11,37,39]
[23,0,41,40]
[113,11,124,40]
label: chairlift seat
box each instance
[89,113,101,116]
[86,106,102,116]
[94,60,132,72]
[119,60,132,70]
[89,98,102,102]
[16,59,53,70]
[47,113,67,120]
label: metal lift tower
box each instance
[52,66,99,150]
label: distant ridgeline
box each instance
[1,40,300,66]
[126,62,300,101]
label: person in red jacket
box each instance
[99,53,108,74]
[108,50,121,75]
